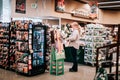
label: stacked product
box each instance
[50,59,64,76]
[84,24,106,66]
[45,26,51,71]
[9,21,17,70]
[0,23,10,69]
[15,21,30,74]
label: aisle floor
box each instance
[0,62,95,80]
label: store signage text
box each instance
[71,8,97,19]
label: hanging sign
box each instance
[16,0,26,14]
[71,8,90,19]
[89,1,98,19]
[71,1,98,19]
[55,0,65,12]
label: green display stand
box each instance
[50,47,64,76]
[50,59,64,76]
[64,46,85,64]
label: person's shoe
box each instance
[69,68,77,72]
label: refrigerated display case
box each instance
[31,24,46,75]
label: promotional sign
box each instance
[16,0,26,14]
[89,1,98,19]
[71,8,90,19]
[71,1,98,19]
[55,0,65,12]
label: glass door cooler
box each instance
[31,24,46,75]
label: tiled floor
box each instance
[0,62,96,80]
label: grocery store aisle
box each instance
[0,62,95,80]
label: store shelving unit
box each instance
[49,28,65,76]
[84,24,106,66]
[50,47,64,76]
[9,21,16,70]
[95,24,120,80]
[12,21,46,75]
[0,23,10,69]
[0,21,48,76]
[50,59,64,76]
[14,21,30,75]
[45,26,52,71]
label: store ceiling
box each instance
[75,0,120,10]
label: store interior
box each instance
[0,0,120,80]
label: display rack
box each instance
[95,43,119,80]
[45,26,52,71]
[0,23,10,69]
[84,24,107,66]
[50,47,64,76]
[95,24,120,80]
[50,28,65,76]
[0,21,47,76]
[50,59,64,76]
[11,21,46,75]
[9,21,16,70]
[0,20,53,76]
[15,21,30,75]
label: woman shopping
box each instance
[66,22,82,72]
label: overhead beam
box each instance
[98,1,120,5]
[99,5,120,8]
[75,0,88,4]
